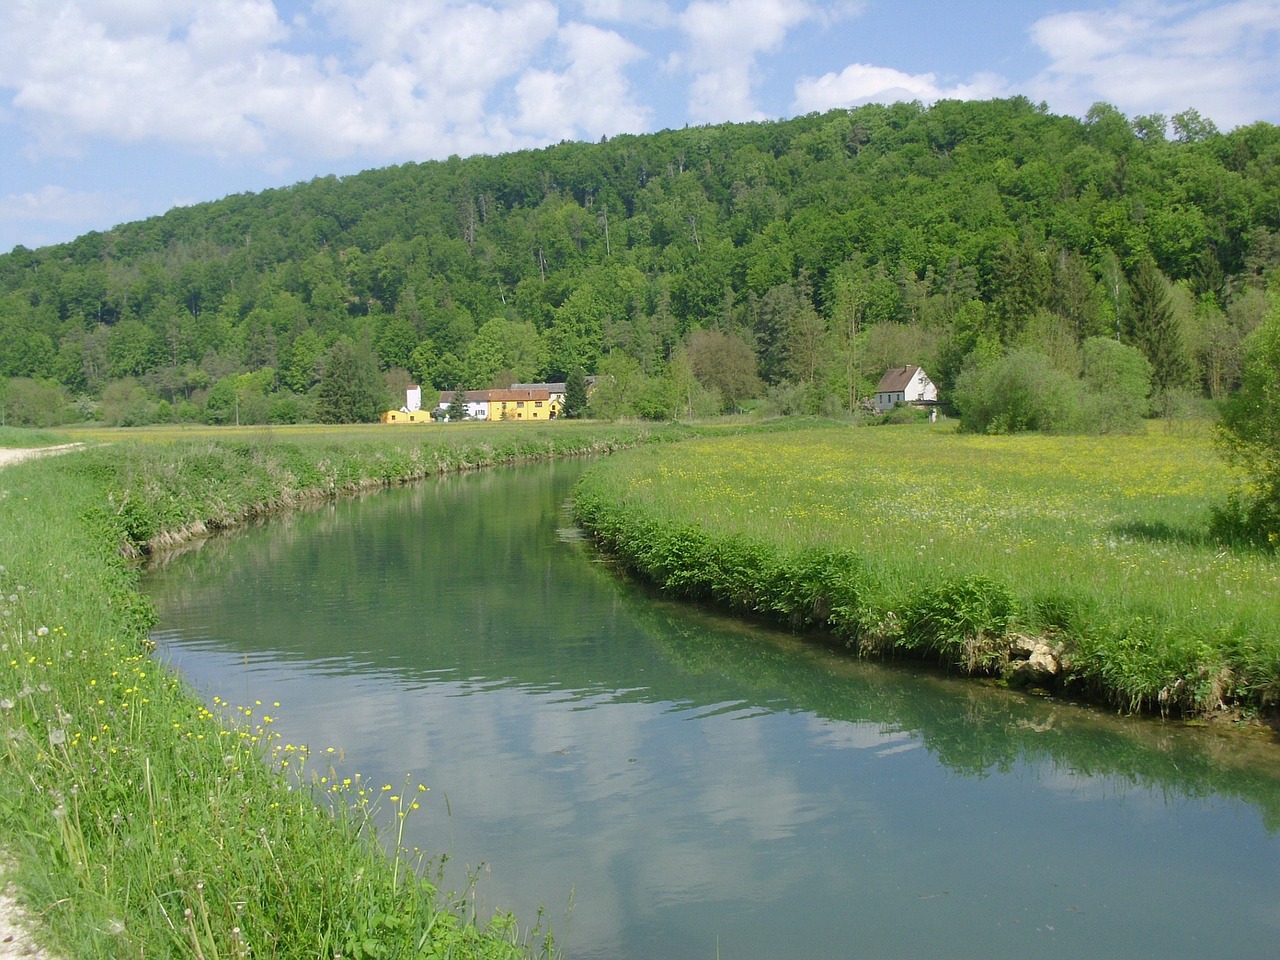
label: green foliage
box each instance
[686,329,763,413]
[1214,294,1280,548]
[466,318,546,388]
[1124,258,1188,394]
[954,340,1153,435]
[954,349,1088,433]
[446,384,469,422]
[897,576,1017,672]
[562,367,589,419]
[0,99,1277,428]
[318,338,387,424]
[1080,336,1152,432]
[0,377,69,427]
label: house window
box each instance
[535,401,543,407]
[517,401,525,408]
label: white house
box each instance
[874,365,938,413]
[438,390,491,421]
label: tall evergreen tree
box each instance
[316,337,385,423]
[1123,258,1186,395]
[446,383,469,422]
[563,367,589,419]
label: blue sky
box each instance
[1,0,1278,254]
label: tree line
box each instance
[0,96,1278,430]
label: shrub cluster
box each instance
[953,339,1153,435]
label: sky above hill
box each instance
[1,0,1278,255]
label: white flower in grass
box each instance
[48,727,66,746]
[36,626,48,637]
[0,699,12,711]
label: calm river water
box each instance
[145,461,1280,960]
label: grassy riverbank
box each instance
[0,421,681,959]
[572,421,1280,717]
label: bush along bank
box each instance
[0,423,681,960]
[571,471,1280,721]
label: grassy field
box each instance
[0,425,73,448]
[572,420,1280,716]
[0,420,686,959]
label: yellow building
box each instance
[488,389,561,421]
[381,408,435,424]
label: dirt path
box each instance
[0,445,83,468]
[0,874,54,959]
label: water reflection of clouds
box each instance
[805,715,921,756]
[173,648,860,958]
[1032,765,1209,822]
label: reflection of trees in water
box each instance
[147,461,1280,834]
[618,579,1280,833]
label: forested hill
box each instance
[2,97,1279,425]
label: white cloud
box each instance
[677,0,820,121]
[0,185,140,247]
[1027,0,1280,129]
[0,0,659,168]
[580,0,675,28]
[793,63,1007,113]
[514,23,651,140]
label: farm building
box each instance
[874,365,938,412]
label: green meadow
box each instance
[572,420,1280,716]
[0,421,683,960]
[3,416,1278,957]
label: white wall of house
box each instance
[873,367,938,412]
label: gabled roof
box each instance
[439,390,491,404]
[489,388,551,402]
[876,365,924,393]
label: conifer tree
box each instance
[316,337,384,423]
[446,383,469,422]
[563,367,589,419]
[1123,258,1186,395]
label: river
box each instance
[145,460,1280,960]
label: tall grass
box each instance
[0,425,73,448]
[0,421,678,959]
[572,421,1280,716]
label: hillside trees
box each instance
[0,99,1275,426]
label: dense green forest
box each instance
[1,96,1278,427]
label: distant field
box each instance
[573,421,1280,714]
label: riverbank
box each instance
[0,422,685,959]
[571,422,1280,721]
